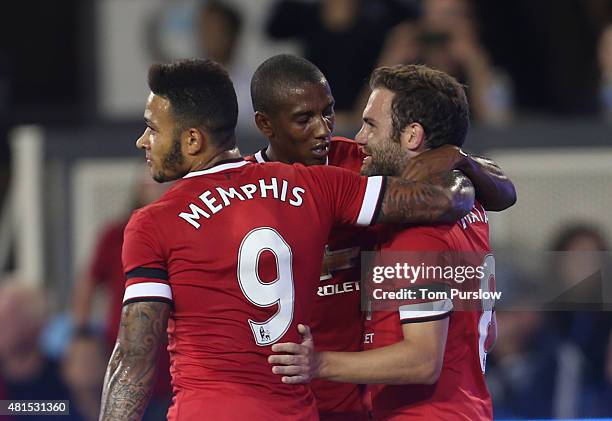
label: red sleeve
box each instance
[307,165,386,227]
[121,209,172,306]
[383,227,454,324]
[328,137,366,173]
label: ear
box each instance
[183,128,207,156]
[399,123,426,152]
[254,111,274,139]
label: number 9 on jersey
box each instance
[237,228,295,346]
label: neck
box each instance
[190,148,242,173]
[265,144,291,164]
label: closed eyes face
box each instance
[268,81,335,166]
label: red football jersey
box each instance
[121,158,384,421]
[364,203,495,421]
[249,137,371,418]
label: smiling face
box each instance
[136,92,186,182]
[261,81,335,166]
[355,88,409,176]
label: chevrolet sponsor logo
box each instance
[317,281,360,297]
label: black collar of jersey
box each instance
[258,147,271,162]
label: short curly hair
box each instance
[148,59,238,145]
[251,54,327,115]
[369,64,470,148]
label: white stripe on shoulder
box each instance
[356,176,383,226]
[398,298,453,321]
[123,282,172,303]
[184,160,250,178]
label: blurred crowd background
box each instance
[0,0,611,420]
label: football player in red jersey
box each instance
[247,55,377,420]
[249,55,514,420]
[270,65,504,420]
[98,59,477,421]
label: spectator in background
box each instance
[486,310,559,419]
[195,0,253,132]
[548,222,611,418]
[0,279,85,421]
[150,1,252,132]
[598,23,612,120]
[70,174,170,421]
[266,0,416,129]
[374,0,512,125]
[197,0,242,68]
[473,0,605,116]
[487,222,612,419]
[71,174,169,347]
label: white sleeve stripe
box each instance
[356,176,384,226]
[399,309,451,321]
[123,282,172,303]
[398,298,453,320]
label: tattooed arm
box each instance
[375,170,474,225]
[99,301,170,421]
[402,145,516,212]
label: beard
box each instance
[153,131,185,183]
[360,137,408,177]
